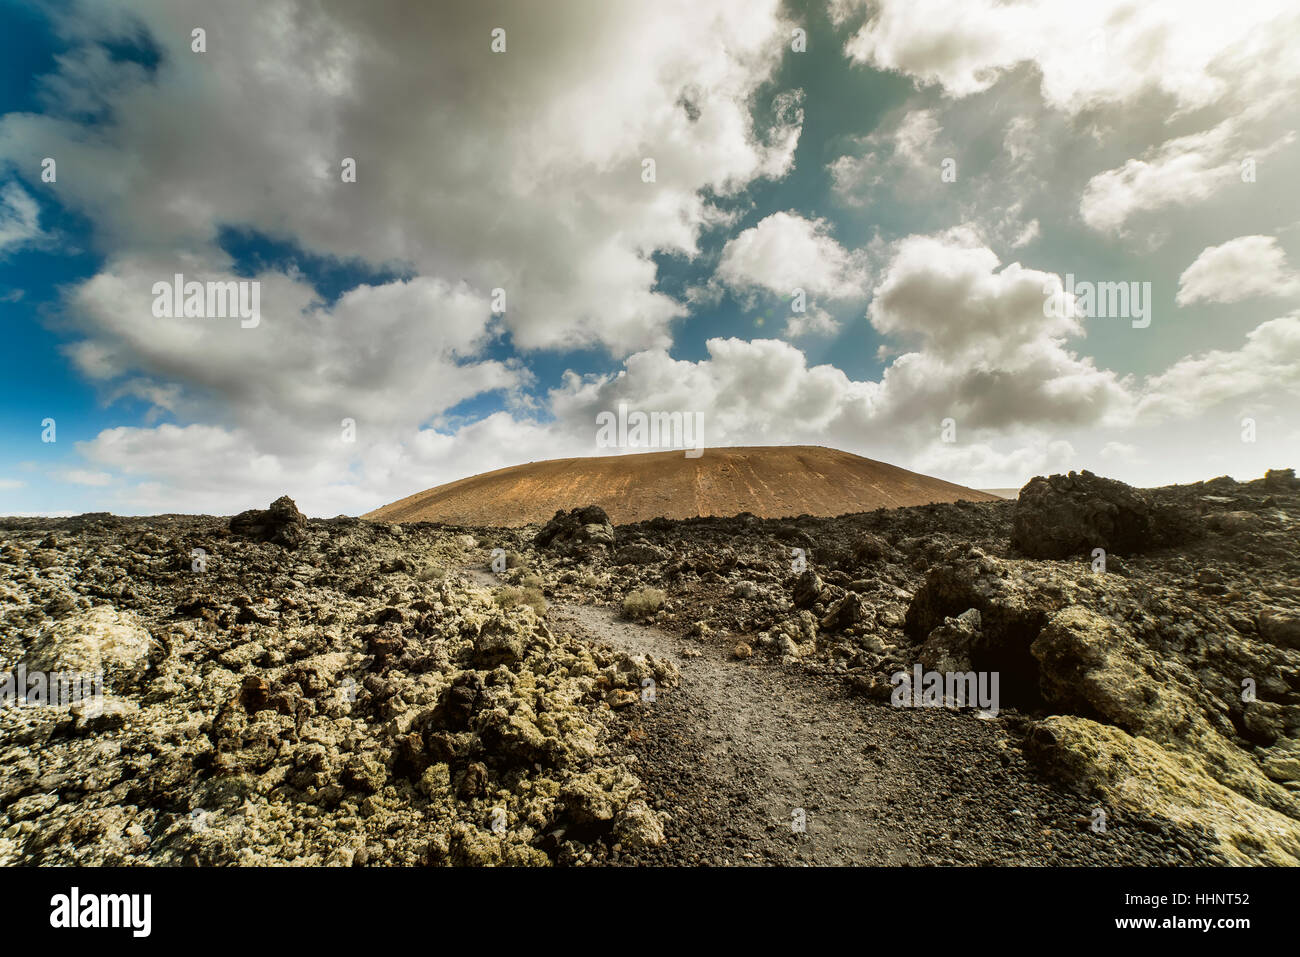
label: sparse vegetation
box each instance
[495,584,548,616]
[622,586,665,619]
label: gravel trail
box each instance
[547,599,1225,866]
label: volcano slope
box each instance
[364,445,1000,526]
[2,469,1298,866]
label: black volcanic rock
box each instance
[229,495,308,549]
[1265,468,1299,490]
[1010,471,1196,559]
[791,569,826,609]
[534,505,614,549]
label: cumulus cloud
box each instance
[1135,313,1300,422]
[1080,119,1295,235]
[1176,235,1300,305]
[12,2,1300,513]
[63,255,522,454]
[69,305,1300,515]
[911,439,1078,490]
[1,0,801,357]
[713,211,868,335]
[832,0,1300,115]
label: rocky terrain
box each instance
[2,467,1299,866]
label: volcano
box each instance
[364,445,999,527]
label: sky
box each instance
[0,0,1298,517]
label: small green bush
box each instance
[495,585,547,617]
[622,587,666,619]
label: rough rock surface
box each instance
[4,468,1298,866]
[0,511,660,866]
[1011,471,1197,559]
[229,495,309,549]
[535,506,615,551]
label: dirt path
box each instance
[553,602,921,864]
[467,569,1222,865]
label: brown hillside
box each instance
[364,446,999,527]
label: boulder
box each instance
[904,558,1055,705]
[1010,471,1196,558]
[1264,468,1298,490]
[1029,606,1180,735]
[229,495,308,549]
[1027,715,1300,866]
[612,542,668,565]
[1258,609,1300,650]
[614,799,666,849]
[534,506,615,549]
[821,592,867,632]
[791,569,826,609]
[852,534,891,564]
[917,608,981,673]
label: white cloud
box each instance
[1080,119,1294,235]
[912,439,1078,490]
[64,256,522,453]
[716,211,867,300]
[833,0,1300,115]
[1177,235,1300,305]
[0,0,801,357]
[0,181,41,253]
[1136,313,1300,422]
[828,108,943,206]
[52,469,114,487]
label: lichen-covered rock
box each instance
[1028,715,1300,865]
[614,799,666,849]
[918,608,981,673]
[1259,609,1300,650]
[0,517,653,867]
[24,605,153,690]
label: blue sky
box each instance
[1,0,1298,515]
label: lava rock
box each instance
[229,495,308,549]
[918,608,981,673]
[612,543,669,565]
[535,505,615,549]
[24,605,153,690]
[1011,471,1197,559]
[821,592,867,632]
[1264,468,1298,490]
[792,569,826,609]
[1259,609,1300,650]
